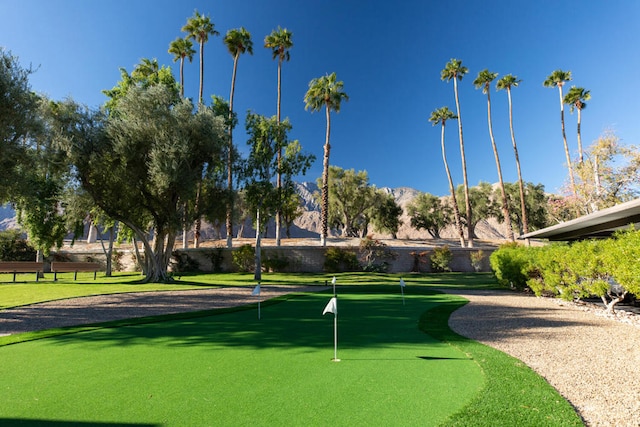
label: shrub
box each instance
[430,246,453,272]
[410,251,429,272]
[171,251,200,273]
[232,244,255,272]
[470,250,484,272]
[0,229,37,261]
[209,245,225,273]
[489,242,531,290]
[358,236,397,273]
[324,247,360,273]
[263,252,290,272]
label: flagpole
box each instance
[332,276,339,361]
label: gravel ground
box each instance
[442,289,640,427]
[2,286,639,426]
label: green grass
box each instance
[0,273,584,426]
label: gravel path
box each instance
[442,289,640,427]
[2,286,639,426]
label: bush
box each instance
[470,250,484,272]
[171,251,200,273]
[358,236,397,273]
[232,244,255,272]
[263,252,290,272]
[430,246,453,272]
[0,229,37,261]
[324,247,360,273]
[209,245,225,273]
[489,242,531,290]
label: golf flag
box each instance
[331,276,336,285]
[252,284,261,296]
[323,297,337,315]
[400,278,406,287]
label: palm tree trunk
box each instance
[453,78,473,247]
[275,58,283,247]
[179,57,185,98]
[558,85,576,196]
[226,53,239,249]
[577,108,584,163]
[486,91,514,241]
[507,88,529,237]
[320,103,331,247]
[193,40,205,247]
[254,207,262,281]
[198,41,204,104]
[441,123,465,247]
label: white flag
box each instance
[323,297,337,315]
[400,278,406,287]
[252,284,261,296]
[331,276,337,285]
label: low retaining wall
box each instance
[55,245,496,274]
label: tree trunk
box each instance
[179,57,185,98]
[441,122,465,247]
[275,57,283,247]
[254,207,262,281]
[506,88,529,238]
[320,104,331,247]
[198,41,204,104]
[453,78,473,248]
[559,85,577,196]
[227,53,239,249]
[576,107,584,163]
[486,90,514,241]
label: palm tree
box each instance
[496,74,529,236]
[304,72,349,246]
[223,27,253,248]
[264,26,293,246]
[168,37,195,98]
[182,9,219,105]
[429,107,465,247]
[441,59,473,247]
[131,58,159,80]
[564,86,591,163]
[473,69,514,241]
[543,69,575,195]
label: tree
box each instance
[474,69,514,241]
[182,9,219,105]
[543,69,575,196]
[503,182,549,233]
[61,85,226,282]
[304,72,348,246]
[428,106,465,246]
[316,166,374,238]
[223,27,253,248]
[0,48,39,203]
[455,182,498,239]
[243,113,314,280]
[563,86,591,163]
[264,26,293,246]
[407,192,453,238]
[441,59,473,247]
[168,37,195,98]
[369,191,403,238]
[496,74,529,236]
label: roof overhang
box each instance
[520,198,640,241]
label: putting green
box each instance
[0,290,483,426]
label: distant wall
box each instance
[54,245,496,274]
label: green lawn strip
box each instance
[0,288,482,426]
[421,297,584,426]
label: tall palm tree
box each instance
[441,59,473,247]
[182,9,219,105]
[564,86,591,163]
[473,69,514,241]
[182,10,219,248]
[131,58,159,80]
[429,107,465,247]
[223,27,253,248]
[304,72,349,247]
[168,37,195,98]
[496,74,529,236]
[544,69,575,195]
[264,26,293,246]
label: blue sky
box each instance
[2,0,639,196]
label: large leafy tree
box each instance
[61,85,226,282]
[496,74,529,236]
[441,59,473,247]
[455,182,498,239]
[243,113,314,280]
[428,106,465,246]
[304,72,348,246]
[182,9,219,105]
[369,191,403,238]
[503,182,549,233]
[473,69,514,241]
[543,69,575,195]
[563,86,591,163]
[223,27,253,248]
[264,26,293,246]
[168,37,195,98]
[407,192,453,239]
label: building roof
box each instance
[520,198,640,241]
